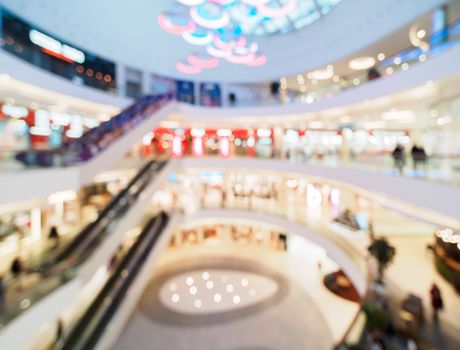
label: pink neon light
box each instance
[193,137,204,156]
[236,36,247,47]
[188,54,219,69]
[246,54,267,67]
[214,36,234,50]
[176,61,202,74]
[219,137,230,158]
[157,14,195,36]
[225,52,255,64]
[172,135,183,156]
[257,0,298,18]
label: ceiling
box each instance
[0,0,447,82]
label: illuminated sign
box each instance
[29,29,85,64]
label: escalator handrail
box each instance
[38,160,155,269]
[59,212,169,350]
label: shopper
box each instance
[430,283,444,324]
[392,144,406,175]
[10,257,23,278]
[55,318,64,345]
[48,226,60,248]
[10,257,24,290]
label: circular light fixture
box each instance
[190,3,230,29]
[182,29,214,46]
[225,52,256,64]
[246,53,267,67]
[257,0,298,18]
[206,44,232,58]
[177,61,202,74]
[348,56,376,71]
[157,13,196,36]
[177,0,206,5]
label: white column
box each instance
[31,208,42,241]
[115,63,127,97]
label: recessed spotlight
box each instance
[393,57,402,65]
[171,294,180,303]
[233,295,241,304]
[386,67,394,75]
[206,281,214,289]
[416,29,426,39]
[169,283,178,292]
[401,63,409,70]
[241,278,249,287]
[333,75,340,82]
[249,289,256,297]
[194,299,202,308]
[377,53,385,61]
[202,272,210,280]
[189,286,198,295]
[214,293,222,303]
[226,284,234,293]
[186,277,194,286]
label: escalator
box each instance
[0,160,167,327]
[15,94,171,167]
[57,212,170,350]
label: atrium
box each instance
[0,0,459,349]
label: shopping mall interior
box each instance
[0,0,460,349]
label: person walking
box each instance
[10,257,24,290]
[392,144,406,175]
[48,226,60,248]
[430,283,444,324]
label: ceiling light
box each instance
[401,63,409,70]
[377,53,385,61]
[171,294,180,303]
[311,68,333,80]
[393,57,401,65]
[214,293,222,303]
[194,299,202,308]
[416,29,426,39]
[186,277,194,286]
[333,75,340,82]
[386,67,394,75]
[437,116,452,126]
[226,284,234,293]
[202,272,210,280]
[233,295,241,304]
[348,56,376,70]
[189,286,198,295]
[419,54,427,62]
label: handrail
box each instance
[58,212,169,350]
[0,160,167,328]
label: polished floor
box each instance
[112,242,350,350]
